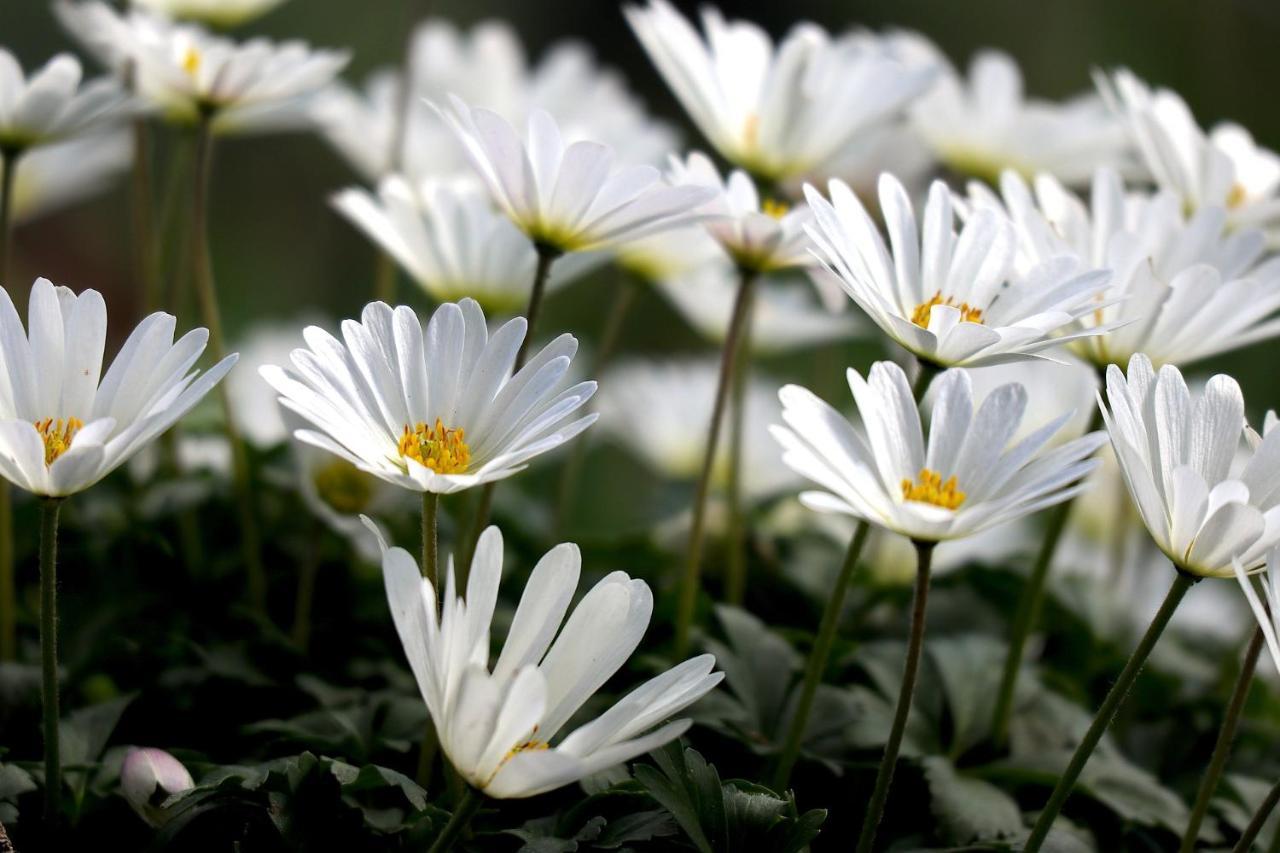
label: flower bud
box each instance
[121,747,194,826]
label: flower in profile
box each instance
[0,278,236,497]
[804,174,1112,367]
[0,49,131,152]
[1235,545,1280,674]
[121,747,194,826]
[772,360,1104,542]
[373,523,722,798]
[261,298,597,495]
[132,0,288,28]
[434,96,711,254]
[1098,68,1280,240]
[1100,354,1280,578]
[971,167,1280,367]
[331,177,602,314]
[6,130,129,223]
[911,46,1134,185]
[624,0,934,181]
[668,152,812,272]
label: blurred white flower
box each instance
[331,176,602,314]
[613,226,723,285]
[773,361,1104,543]
[597,359,798,500]
[805,175,1112,368]
[625,0,934,181]
[373,523,722,798]
[435,96,712,254]
[121,747,194,826]
[1100,354,1280,578]
[802,121,935,209]
[911,47,1134,185]
[0,49,131,151]
[1098,68,1280,241]
[7,130,129,223]
[972,168,1280,367]
[261,299,596,495]
[668,152,812,272]
[0,278,236,497]
[132,0,288,27]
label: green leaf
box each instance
[709,605,802,741]
[923,756,1024,845]
[928,634,1007,755]
[593,809,678,848]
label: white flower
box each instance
[624,0,934,181]
[260,299,597,495]
[772,360,1104,543]
[7,130,129,223]
[1098,68,1280,240]
[121,747,194,826]
[911,47,1134,185]
[132,0,288,27]
[973,168,1280,367]
[655,263,858,354]
[613,226,723,285]
[331,176,602,314]
[0,49,131,150]
[435,96,711,254]
[1099,354,1280,578]
[1235,545,1280,675]
[0,278,236,497]
[374,523,722,798]
[668,151,812,272]
[803,121,934,208]
[597,359,798,500]
[804,174,1112,367]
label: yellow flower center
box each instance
[901,468,966,510]
[312,458,375,515]
[910,292,985,329]
[761,198,790,220]
[398,419,471,474]
[182,46,202,76]
[1227,182,1248,209]
[35,417,83,465]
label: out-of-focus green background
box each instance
[3,0,1279,406]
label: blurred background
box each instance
[3,0,1280,407]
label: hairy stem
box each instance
[724,283,757,606]
[0,146,19,663]
[39,497,63,823]
[427,786,482,853]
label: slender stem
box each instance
[0,147,19,664]
[132,116,160,315]
[991,406,1105,746]
[422,492,439,587]
[0,145,18,287]
[1180,626,1266,852]
[673,269,758,658]
[912,360,940,404]
[191,113,268,614]
[1234,777,1280,853]
[724,282,757,606]
[427,786,482,853]
[373,249,398,304]
[855,541,935,853]
[772,520,870,789]
[39,497,63,823]
[290,530,319,653]
[1024,569,1197,852]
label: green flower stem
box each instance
[990,405,1105,747]
[1024,568,1197,852]
[290,526,320,653]
[191,112,267,615]
[771,520,870,790]
[39,497,63,823]
[132,116,160,315]
[1180,625,1266,852]
[0,145,18,663]
[460,245,560,570]
[724,282,757,606]
[912,360,940,404]
[427,785,483,853]
[855,540,935,853]
[415,491,441,787]
[1233,777,1280,853]
[673,268,758,658]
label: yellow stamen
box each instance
[761,198,790,220]
[181,46,201,76]
[312,458,375,515]
[1227,182,1248,209]
[901,467,966,510]
[35,417,83,465]
[910,292,985,328]
[397,418,471,474]
[505,739,549,760]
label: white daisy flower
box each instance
[1100,354,1280,578]
[1098,68,1280,241]
[331,176,602,314]
[972,167,1280,367]
[612,226,723,285]
[1235,545,1280,675]
[624,0,935,181]
[7,130,129,224]
[668,151,812,272]
[0,278,237,497]
[0,49,131,151]
[374,523,722,798]
[804,174,1113,368]
[434,95,711,254]
[772,360,1104,543]
[132,0,288,27]
[55,1,168,76]
[260,298,597,495]
[911,47,1134,185]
